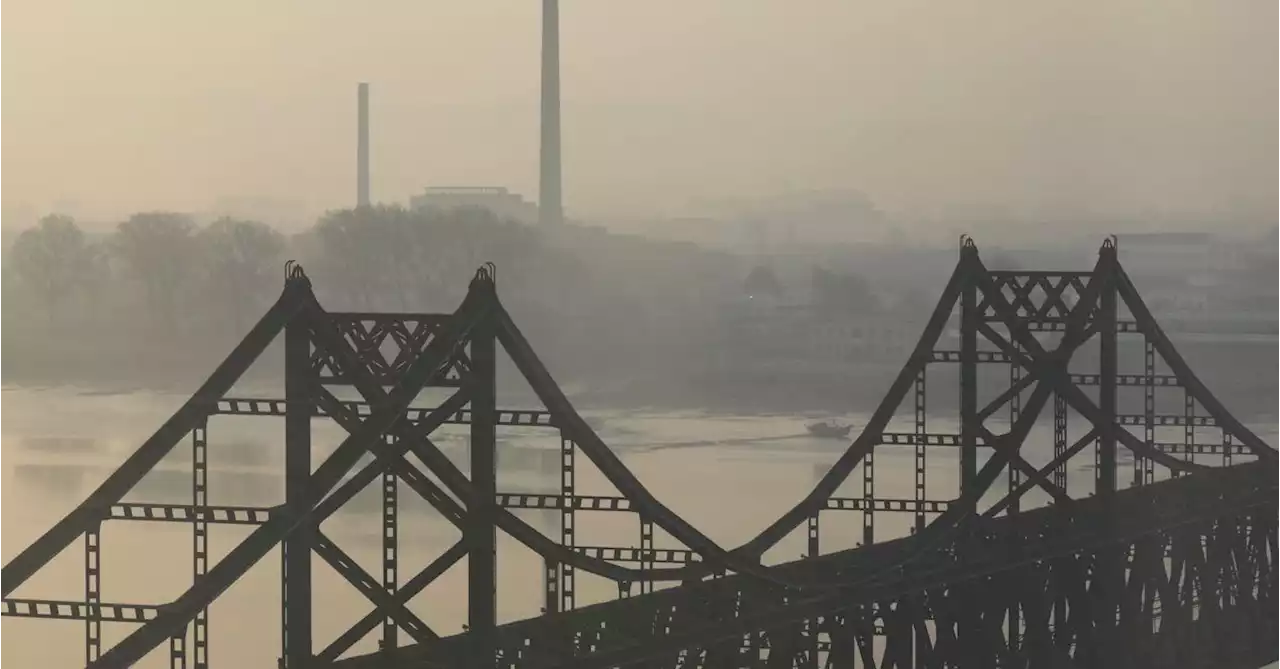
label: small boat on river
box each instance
[806,420,853,439]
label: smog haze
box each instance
[3,0,1275,225]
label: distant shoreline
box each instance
[4,368,1276,428]
[4,324,1276,423]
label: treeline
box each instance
[2,205,744,391]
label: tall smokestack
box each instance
[538,0,562,226]
[357,82,370,208]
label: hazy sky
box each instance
[2,1,1276,224]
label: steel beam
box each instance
[281,309,313,668]
[191,422,210,669]
[467,304,498,663]
[1097,252,1118,499]
[4,598,161,622]
[959,251,978,492]
[210,398,554,428]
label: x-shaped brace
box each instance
[974,266,1201,475]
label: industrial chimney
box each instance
[357,82,370,208]
[538,0,562,226]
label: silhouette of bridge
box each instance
[3,240,1275,668]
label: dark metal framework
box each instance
[2,242,1275,669]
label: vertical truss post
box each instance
[913,369,927,533]
[281,314,313,668]
[192,421,210,669]
[806,513,820,558]
[468,308,498,664]
[170,632,187,669]
[1097,258,1117,499]
[544,558,562,610]
[1096,242,1120,650]
[639,515,655,595]
[85,521,102,665]
[558,432,576,613]
[1180,391,1195,475]
[1093,431,1102,496]
[1051,393,1070,644]
[1053,394,1067,491]
[380,434,399,652]
[959,261,978,493]
[1008,357,1022,516]
[1138,338,1155,486]
[862,445,875,547]
[1007,346,1023,656]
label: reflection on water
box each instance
[2,387,1275,667]
[13,463,86,495]
[18,436,100,455]
[216,440,276,470]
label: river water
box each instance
[2,386,1275,667]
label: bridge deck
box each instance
[330,460,1276,669]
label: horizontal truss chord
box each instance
[497,493,633,512]
[978,317,1140,332]
[1152,442,1248,455]
[879,432,985,447]
[574,546,702,565]
[1117,414,1216,427]
[825,498,952,513]
[1071,373,1180,387]
[3,598,161,622]
[930,350,1011,363]
[209,399,555,428]
[103,495,666,523]
[108,503,276,525]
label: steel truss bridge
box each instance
[2,241,1276,668]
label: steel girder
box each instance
[326,460,1277,669]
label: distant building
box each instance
[409,187,538,225]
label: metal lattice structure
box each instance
[2,242,1276,669]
